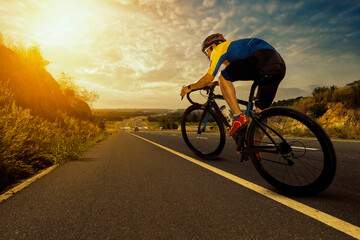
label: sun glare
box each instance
[28,1,91,46]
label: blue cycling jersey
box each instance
[207,38,276,77]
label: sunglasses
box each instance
[203,45,213,56]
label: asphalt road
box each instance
[135,131,360,217]
[0,131,359,239]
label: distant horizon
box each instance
[1,0,359,109]
[92,108,176,110]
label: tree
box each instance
[346,80,360,107]
[312,86,329,102]
[328,85,337,105]
[0,32,4,46]
[309,103,327,118]
[57,72,99,105]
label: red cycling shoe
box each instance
[228,114,249,136]
[236,152,261,162]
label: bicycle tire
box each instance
[246,107,336,196]
[181,104,226,159]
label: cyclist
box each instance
[180,33,286,137]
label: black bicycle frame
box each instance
[196,86,228,133]
[190,81,287,155]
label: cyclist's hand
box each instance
[180,85,191,99]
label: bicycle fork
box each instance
[197,104,212,134]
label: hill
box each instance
[273,81,360,138]
[0,44,92,121]
[0,37,104,192]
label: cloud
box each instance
[267,2,277,14]
[202,0,216,7]
[1,0,359,109]
[251,4,263,12]
[242,17,258,24]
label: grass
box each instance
[146,121,160,131]
[0,98,112,193]
[275,81,360,139]
[104,121,123,134]
[0,35,112,193]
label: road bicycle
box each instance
[181,79,336,196]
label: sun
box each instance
[28,1,91,47]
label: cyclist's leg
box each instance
[252,49,286,110]
[220,75,251,136]
[252,50,286,151]
[220,55,260,112]
[255,76,283,110]
[252,77,281,143]
[220,57,261,137]
[219,74,241,115]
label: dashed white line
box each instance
[266,144,319,151]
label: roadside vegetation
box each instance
[92,109,170,122]
[0,33,109,193]
[92,109,181,131]
[273,80,360,138]
[147,110,184,130]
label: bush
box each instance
[0,33,106,192]
[292,97,314,113]
[346,80,360,107]
[0,96,105,192]
[147,111,183,129]
[326,127,349,139]
[309,103,327,118]
[57,72,99,105]
[331,87,349,103]
[272,97,303,106]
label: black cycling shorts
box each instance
[221,49,286,110]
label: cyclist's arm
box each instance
[180,74,214,97]
[180,43,228,98]
[190,73,214,90]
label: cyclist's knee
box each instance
[219,74,230,86]
[219,74,224,82]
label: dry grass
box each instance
[0,34,109,192]
[0,89,107,191]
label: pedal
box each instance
[236,150,250,162]
[241,153,250,162]
[233,121,248,139]
[235,128,247,152]
[232,122,249,162]
[231,131,240,144]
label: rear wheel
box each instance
[247,107,336,195]
[181,104,226,159]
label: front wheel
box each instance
[181,104,226,159]
[247,107,336,196]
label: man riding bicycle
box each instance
[180,33,286,137]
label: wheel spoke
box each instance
[248,107,336,195]
[181,105,225,159]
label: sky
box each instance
[0,0,359,109]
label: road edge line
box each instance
[0,165,58,203]
[130,133,360,239]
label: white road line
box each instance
[196,137,208,139]
[130,133,360,239]
[291,146,319,151]
[266,144,319,151]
